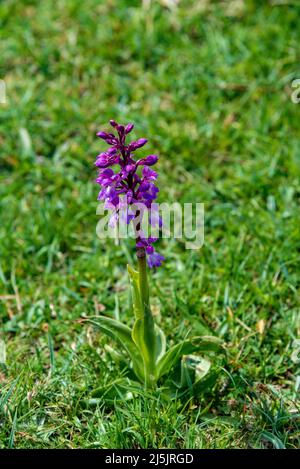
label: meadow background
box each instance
[0,0,299,449]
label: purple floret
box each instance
[147,251,165,269]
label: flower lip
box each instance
[142,167,157,180]
[147,251,165,268]
[139,180,150,191]
[146,245,154,254]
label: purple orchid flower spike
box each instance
[95,120,164,268]
[90,122,223,393]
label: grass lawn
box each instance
[0,0,299,449]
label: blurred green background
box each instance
[0,0,299,449]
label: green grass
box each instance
[0,0,300,449]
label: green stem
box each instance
[137,248,150,310]
[136,247,156,389]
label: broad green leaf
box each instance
[132,315,156,386]
[155,325,166,363]
[156,336,223,380]
[86,316,144,382]
[142,303,157,368]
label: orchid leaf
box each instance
[131,314,157,386]
[155,325,166,363]
[156,336,223,380]
[86,316,144,382]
